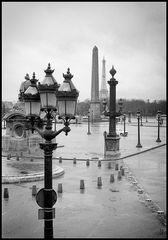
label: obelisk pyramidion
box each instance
[90,46,101,121]
[100,57,108,99]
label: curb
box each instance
[3,143,166,162]
[53,143,167,162]
[2,167,64,184]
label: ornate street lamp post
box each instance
[87,111,91,135]
[145,112,148,123]
[156,110,161,142]
[118,98,123,114]
[22,64,79,238]
[128,111,131,123]
[136,111,142,148]
[146,99,149,122]
[123,113,127,136]
[103,66,121,156]
[140,112,143,126]
[118,98,123,123]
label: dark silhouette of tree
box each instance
[76,98,166,117]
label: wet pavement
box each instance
[2,118,167,238]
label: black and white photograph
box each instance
[2,1,166,238]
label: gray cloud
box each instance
[2,2,166,102]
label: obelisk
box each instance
[100,57,108,99]
[90,46,101,121]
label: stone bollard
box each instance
[4,188,9,199]
[160,228,165,235]
[58,183,63,193]
[115,163,119,170]
[110,174,115,183]
[98,160,101,167]
[121,168,125,176]
[97,177,102,187]
[108,162,112,169]
[157,210,164,215]
[16,155,19,161]
[32,185,37,196]
[137,189,143,194]
[59,157,62,163]
[86,159,90,166]
[30,158,34,162]
[80,180,85,189]
[73,158,77,164]
[118,170,122,180]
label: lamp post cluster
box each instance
[19,63,79,238]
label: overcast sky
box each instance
[2,1,166,103]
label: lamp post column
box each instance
[118,98,123,123]
[136,111,142,148]
[123,114,126,134]
[156,111,161,142]
[146,113,148,123]
[108,81,117,137]
[87,111,91,135]
[39,142,57,239]
[91,110,93,123]
[128,111,131,123]
[39,114,57,239]
[140,112,143,126]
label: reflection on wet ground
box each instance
[2,120,167,238]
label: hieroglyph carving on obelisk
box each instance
[90,46,101,121]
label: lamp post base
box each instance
[120,132,128,137]
[136,143,142,148]
[156,139,161,142]
[104,131,120,157]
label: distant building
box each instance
[2,101,14,109]
[2,73,43,155]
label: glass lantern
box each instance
[56,68,79,118]
[38,63,59,110]
[137,110,141,118]
[24,72,41,116]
